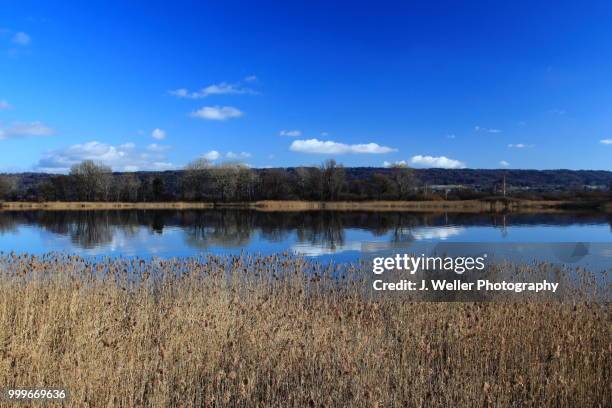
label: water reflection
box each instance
[183,211,254,249]
[0,210,610,257]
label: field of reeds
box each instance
[0,198,596,212]
[0,253,609,407]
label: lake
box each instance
[0,210,610,264]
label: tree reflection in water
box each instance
[0,209,609,253]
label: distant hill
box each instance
[345,168,612,190]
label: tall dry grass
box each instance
[0,199,583,212]
[0,253,609,407]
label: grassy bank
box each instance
[0,201,215,210]
[1,198,607,212]
[0,254,608,407]
[248,199,599,212]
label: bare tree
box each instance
[183,158,212,200]
[321,159,345,201]
[389,164,417,199]
[112,173,141,202]
[235,164,258,201]
[99,171,112,201]
[210,163,239,202]
[296,167,322,200]
[0,176,14,201]
[259,169,291,199]
[70,161,112,201]
[152,177,165,201]
[369,173,396,200]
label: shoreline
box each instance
[0,199,609,212]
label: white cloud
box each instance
[226,151,251,159]
[151,162,175,170]
[410,155,466,169]
[446,134,456,139]
[168,88,189,98]
[151,128,166,140]
[0,121,54,139]
[320,131,329,137]
[12,32,30,45]
[508,143,533,148]
[383,160,408,167]
[499,160,510,167]
[170,82,255,99]
[146,143,171,152]
[292,242,363,256]
[10,122,53,136]
[474,126,502,134]
[279,129,302,137]
[600,139,612,145]
[202,150,221,161]
[244,75,257,82]
[35,141,176,173]
[409,226,465,240]
[191,106,243,121]
[290,138,397,154]
[0,100,10,110]
[199,150,251,161]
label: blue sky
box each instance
[1,0,611,172]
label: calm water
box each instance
[0,210,610,263]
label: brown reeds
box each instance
[0,253,609,407]
[0,199,587,213]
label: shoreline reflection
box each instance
[0,209,609,257]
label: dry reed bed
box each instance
[250,199,577,212]
[0,201,215,210]
[0,199,587,213]
[0,253,609,407]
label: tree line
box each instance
[0,159,426,202]
[1,159,610,203]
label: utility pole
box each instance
[502,175,506,197]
